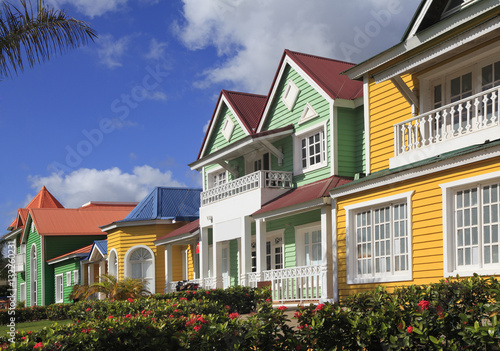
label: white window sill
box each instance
[348,273,412,285]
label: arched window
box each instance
[108,249,118,277]
[125,246,154,294]
[30,245,37,306]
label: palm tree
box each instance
[80,274,151,301]
[0,0,97,79]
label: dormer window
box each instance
[442,0,477,18]
[282,80,299,111]
[221,117,234,142]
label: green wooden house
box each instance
[188,49,364,302]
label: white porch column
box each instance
[199,227,209,283]
[256,219,266,277]
[164,244,172,293]
[331,199,339,302]
[240,216,252,286]
[214,240,222,288]
[98,261,106,300]
[87,264,93,285]
[321,205,333,302]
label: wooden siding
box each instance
[368,75,415,173]
[337,106,365,177]
[230,239,239,286]
[106,222,185,294]
[44,235,105,305]
[263,64,333,187]
[53,260,79,303]
[205,104,247,156]
[265,209,321,268]
[16,233,26,303]
[336,156,500,298]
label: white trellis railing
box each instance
[263,265,325,303]
[240,272,262,288]
[394,86,500,156]
[201,170,293,206]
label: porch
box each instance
[391,85,500,168]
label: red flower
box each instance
[125,314,132,319]
[436,305,444,318]
[180,297,188,301]
[265,298,271,302]
[397,323,403,330]
[86,307,91,312]
[224,305,230,310]
[33,342,43,349]
[206,291,210,295]
[107,315,113,319]
[193,325,202,332]
[127,298,134,303]
[27,331,32,334]
[418,300,430,311]
[315,304,325,311]
[278,306,287,311]
[294,311,302,319]
[107,328,112,333]
[407,326,413,333]
[229,312,240,319]
[20,337,25,340]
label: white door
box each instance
[266,236,283,271]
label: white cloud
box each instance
[145,90,167,101]
[145,38,169,61]
[175,0,420,93]
[27,166,186,208]
[96,34,131,69]
[202,120,210,133]
[46,0,128,18]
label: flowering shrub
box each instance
[0,306,47,324]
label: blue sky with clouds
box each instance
[0,0,420,232]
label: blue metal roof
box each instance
[121,187,201,222]
[84,239,108,261]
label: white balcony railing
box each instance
[263,265,325,303]
[201,170,293,206]
[14,253,25,273]
[395,86,500,157]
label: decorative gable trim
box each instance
[298,103,319,124]
[221,116,235,142]
[282,80,300,111]
[199,94,251,159]
[257,55,334,133]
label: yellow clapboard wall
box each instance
[336,156,500,298]
[106,222,187,293]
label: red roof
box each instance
[155,219,199,243]
[8,186,64,230]
[285,50,363,100]
[253,176,352,216]
[29,206,135,236]
[46,244,93,263]
[197,90,267,160]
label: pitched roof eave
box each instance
[189,125,294,171]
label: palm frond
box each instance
[0,0,97,78]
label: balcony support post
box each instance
[217,161,238,178]
[240,216,252,286]
[321,205,333,302]
[256,219,266,276]
[261,140,284,166]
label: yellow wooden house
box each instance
[332,0,500,299]
[100,187,201,294]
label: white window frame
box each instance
[55,274,64,303]
[441,171,500,277]
[73,270,79,285]
[108,248,118,277]
[295,222,322,267]
[66,272,71,287]
[207,167,228,189]
[221,116,235,142]
[345,191,414,284]
[282,79,300,111]
[419,43,500,113]
[30,244,37,306]
[124,245,155,294]
[293,121,328,175]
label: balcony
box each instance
[14,253,25,273]
[391,86,500,168]
[201,170,293,206]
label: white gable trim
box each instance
[406,0,433,39]
[257,55,334,133]
[199,95,251,159]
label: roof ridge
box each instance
[286,49,356,66]
[223,89,267,99]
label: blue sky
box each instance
[0,0,420,232]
